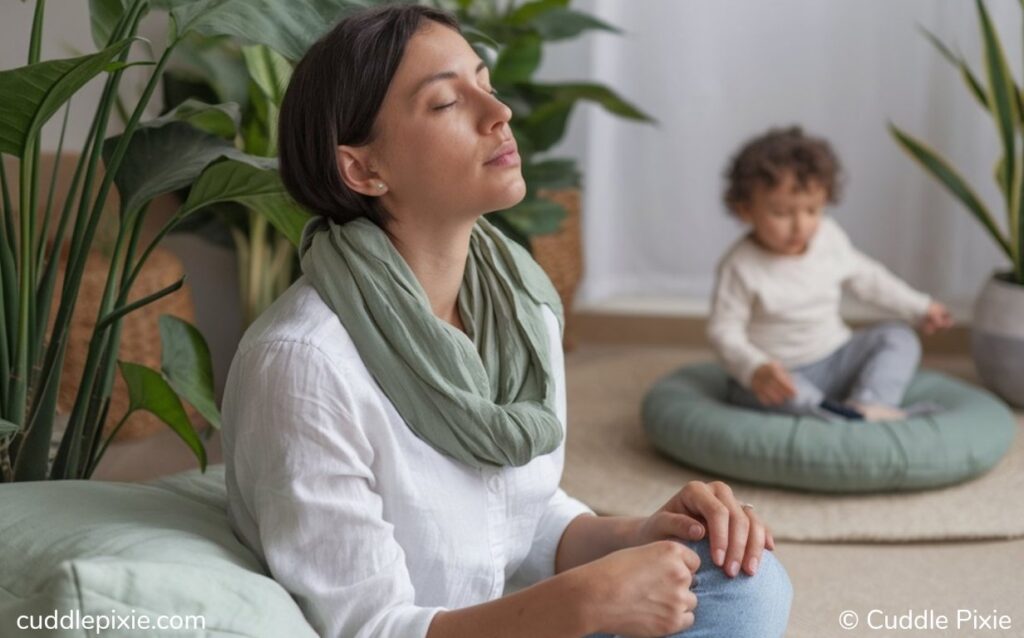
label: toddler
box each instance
[708,126,954,421]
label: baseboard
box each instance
[569,311,971,356]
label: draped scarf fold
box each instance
[298,215,564,469]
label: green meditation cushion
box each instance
[642,363,1016,493]
[0,465,315,637]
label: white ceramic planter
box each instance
[971,273,1024,408]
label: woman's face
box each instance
[341,22,525,223]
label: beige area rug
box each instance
[561,345,1024,543]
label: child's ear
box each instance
[734,202,754,224]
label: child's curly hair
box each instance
[723,126,842,214]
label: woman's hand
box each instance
[750,361,796,405]
[578,540,700,637]
[920,301,954,335]
[631,480,775,578]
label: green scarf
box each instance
[298,215,565,469]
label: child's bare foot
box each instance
[849,402,907,422]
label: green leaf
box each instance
[0,418,18,437]
[494,196,567,237]
[918,25,990,110]
[507,0,570,25]
[493,34,542,84]
[890,123,1011,259]
[528,8,619,41]
[0,39,132,157]
[180,158,312,246]
[103,120,246,218]
[523,158,580,191]
[119,361,207,471]
[518,99,574,153]
[167,34,251,107]
[531,82,656,121]
[242,44,292,106]
[89,0,136,50]
[159,315,221,429]
[977,0,1018,205]
[168,0,328,61]
[144,98,241,138]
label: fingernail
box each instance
[714,549,725,566]
[727,560,739,577]
[689,525,703,538]
[749,558,759,574]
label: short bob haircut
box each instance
[722,125,843,214]
[278,4,460,228]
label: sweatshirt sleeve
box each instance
[838,231,932,322]
[226,341,446,638]
[706,260,773,388]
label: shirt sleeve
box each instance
[509,306,594,586]
[706,262,773,387]
[840,237,932,322]
[226,341,446,638]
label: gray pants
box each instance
[727,321,921,418]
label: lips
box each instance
[485,139,518,165]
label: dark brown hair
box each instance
[277,4,460,227]
[723,126,842,213]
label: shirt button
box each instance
[487,475,501,492]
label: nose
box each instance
[479,90,513,135]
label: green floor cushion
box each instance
[642,363,1017,493]
[0,465,315,637]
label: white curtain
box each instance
[540,0,1021,314]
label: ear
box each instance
[734,202,754,224]
[336,145,388,196]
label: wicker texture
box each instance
[530,188,583,350]
[52,244,199,441]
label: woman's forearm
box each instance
[426,566,596,638]
[554,514,643,573]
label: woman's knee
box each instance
[678,540,793,638]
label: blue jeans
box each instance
[585,538,792,638]
[727,321,922,418]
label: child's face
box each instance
[736,171,827,255]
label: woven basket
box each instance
[52,244,200,441]
[531,188,583,350]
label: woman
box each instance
[221,5,792,637]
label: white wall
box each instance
[539,0,1019,317]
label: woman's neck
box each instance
[386,214,475,333]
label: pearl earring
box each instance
[375,182,386,191]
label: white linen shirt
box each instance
[707,216,932,387]
[221,276,594,638]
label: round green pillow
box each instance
[641,363,1016,493]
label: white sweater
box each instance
[222,277,593,638]
[707,217,932,388]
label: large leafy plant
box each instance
[430,0,655,247]
[0,0,348,481]
[161,36,307,326]
[890,0,1024,285]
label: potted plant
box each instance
[0,0,347,481]
[890,0,1024,407]
[428,0,655,338]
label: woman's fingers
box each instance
[682,482,731,568]
[722,504,750,577]
[741,509,766,576]
[654,511,706,541]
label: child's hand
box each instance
[920,301,954,335]
[751,362,797,406]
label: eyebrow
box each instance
[411,60,488,97]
